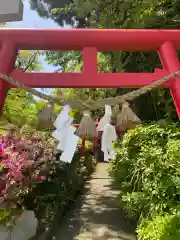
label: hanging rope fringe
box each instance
[116,102,141,132]
[76,110,97,138]
[37,102,56,129]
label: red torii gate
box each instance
[0,29,180,118]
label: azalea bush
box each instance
[0,125,97,235]
[0,127,55,227]
[109,122,180,240]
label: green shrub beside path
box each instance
[109,122,180,239]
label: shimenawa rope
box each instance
[0,71,179,110]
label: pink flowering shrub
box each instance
[0,128,55,226]
[0,126,97,234]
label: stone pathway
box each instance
[55,163,137,240]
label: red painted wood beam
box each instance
[9,69,169,88]
[1,29,180,51]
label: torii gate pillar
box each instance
[0,42,17,114]
[158,41,180,118]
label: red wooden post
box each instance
[0,41,17,114]
[83,47,97,74]
[80,137,86,157]
[93,118,99,149]
[116,127,120,137]
[158,41,180,118]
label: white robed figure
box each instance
[98,105,117,161]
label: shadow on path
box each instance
[54,163,137,240]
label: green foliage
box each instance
[1,49,44,127]
[137,214,180,240]
[29,0,86,27]
[0,208,23,229]
[0,126,96,232]
[24,151,97,230]
[2,89,38,127]
[110,123,180,239]
[44,51,82,72]
[38,0,180,122]
[16,50,43,72]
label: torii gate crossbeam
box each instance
[0,29,180,118]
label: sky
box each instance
[7,0,68,73]
[6,0,69,96]
[8,0,59,28]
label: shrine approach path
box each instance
[54,162,137,240]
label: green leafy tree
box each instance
[3,89,37,127]
[29,0,87,27]
[1,50,44,127]
[34,0,180,121]
[16,50,43,72]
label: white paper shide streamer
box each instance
[52,105,79,163]
[97,105,112,132]
[100,105,117,161]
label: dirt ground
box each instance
[54,163,137,240]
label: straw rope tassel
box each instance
[37,102,56,130]
[116,102,141,133]
[76,110,97,138]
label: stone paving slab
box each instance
[55,163,137,240]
